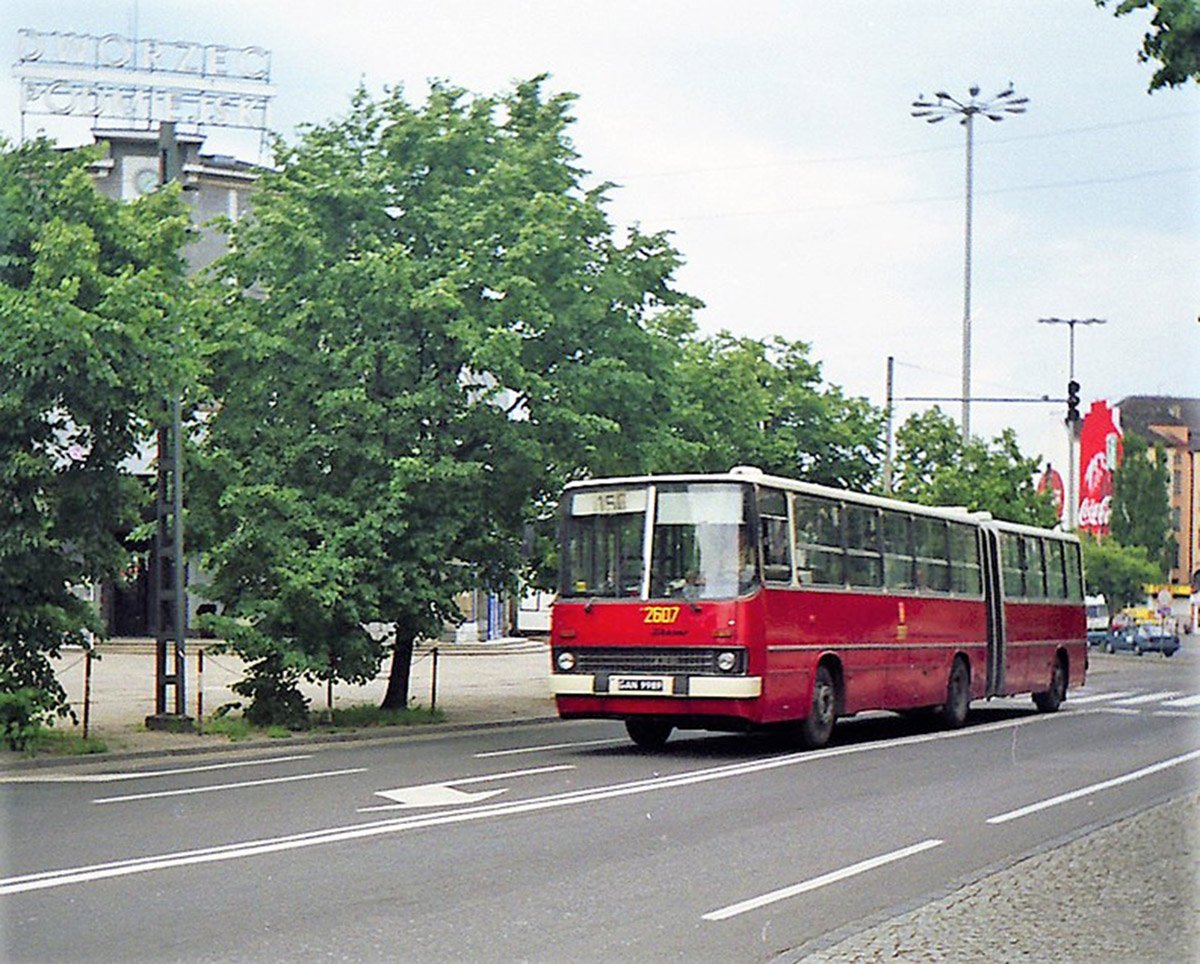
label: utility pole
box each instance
[146,121,193,731]
[1038,317,1107,530]
[884,355,895,495]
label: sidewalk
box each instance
[20,637,557,758]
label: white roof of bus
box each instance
[563,467,1079,544]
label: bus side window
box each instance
[845,504,883,589]
[883,511,913,590]
[1065,542,1084,602]
[949,522,982,595]
[913,516,950,593]
[1024,536,1047,600]
[759,488,793,584]
[1001,533,1024,598]
[794,494,843,586]
[1045,539,1067,599]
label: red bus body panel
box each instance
[552,586,1086,728]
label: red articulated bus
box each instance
[549,467,1086,749]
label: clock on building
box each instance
[133,166,159,196]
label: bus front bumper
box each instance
[549,673,762,699]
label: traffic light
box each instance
[1066,379,1080,424]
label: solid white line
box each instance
[475,738,626,758]
[1066,691,1134,705]
[92,768,367,804]
[0,755,313,784]
[1094,707,1141,716]
[1111,691,1181,706]
[1161,694,1200,708]
[986,748,1200,825]
[429,764,575,786]
[702,840,944,922]
[0,710,1081,895]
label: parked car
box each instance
[1102,625,1180,657]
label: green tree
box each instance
[1110,432,1174,575]
[891,408,1057,526]
[194,79,696,719]
[659,327,883,488]
[1079,533,1159,608]
[0,138,193,732]
[1097,0,1200,90]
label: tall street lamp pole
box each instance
[912,85,1028,441]
[1038,317,1108,529]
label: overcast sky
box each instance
[4,1,1197,479]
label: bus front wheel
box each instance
[625,718,672,749]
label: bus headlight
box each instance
[556,651,577,672]
[716,651,738,673]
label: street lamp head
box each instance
[969,85,980,97]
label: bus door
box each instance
[980,527,1005,696]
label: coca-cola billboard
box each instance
[1037,464,1065,522]
[1077,401,1123,534]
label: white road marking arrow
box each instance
[362,764,575,811]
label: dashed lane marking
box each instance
[93,768,367,804]
[1162,694,1200,708]
[986,748,1200,825]
[702,839,944,922]
[0,755,313,784]
[1110,691,1183,706]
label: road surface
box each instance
[3,651,1197,962]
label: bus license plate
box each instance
[611,676,670,695]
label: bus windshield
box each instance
[651,483,755,600]
[560,482,756,601]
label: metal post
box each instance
[431,646,439,712]
[1066,323,1077,530]
[146,121,192,731]
[884,355,895,495]
[912,86,1027,443]
[196,648,204,734]
[961,113,974,441]
[1038,317,1107,531]
[82,648,93,740]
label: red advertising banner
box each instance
[1037,464,1065,522]
[1077,400,1123,534]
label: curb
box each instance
[0,713,563,773]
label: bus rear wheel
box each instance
[939,657,970,728]
[799,665,837,749]
[1033,655,1067,713]
[625,718,672,749]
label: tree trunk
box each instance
[380,622,416,710]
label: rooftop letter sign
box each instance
[13,29,275,130]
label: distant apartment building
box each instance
[1118,396,1200,588]
[87,129,261,273]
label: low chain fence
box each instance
[51,637,550,738]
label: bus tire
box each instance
[939,657,970,728]
[625,718,672,749]
[1033,655,1067,713]
[799,665,837,748]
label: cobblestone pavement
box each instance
[789,792,1200,963]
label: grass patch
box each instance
[200,714,254,741]
[323,703,445,729]
[20,726,108,757]
[196,703,443,741]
